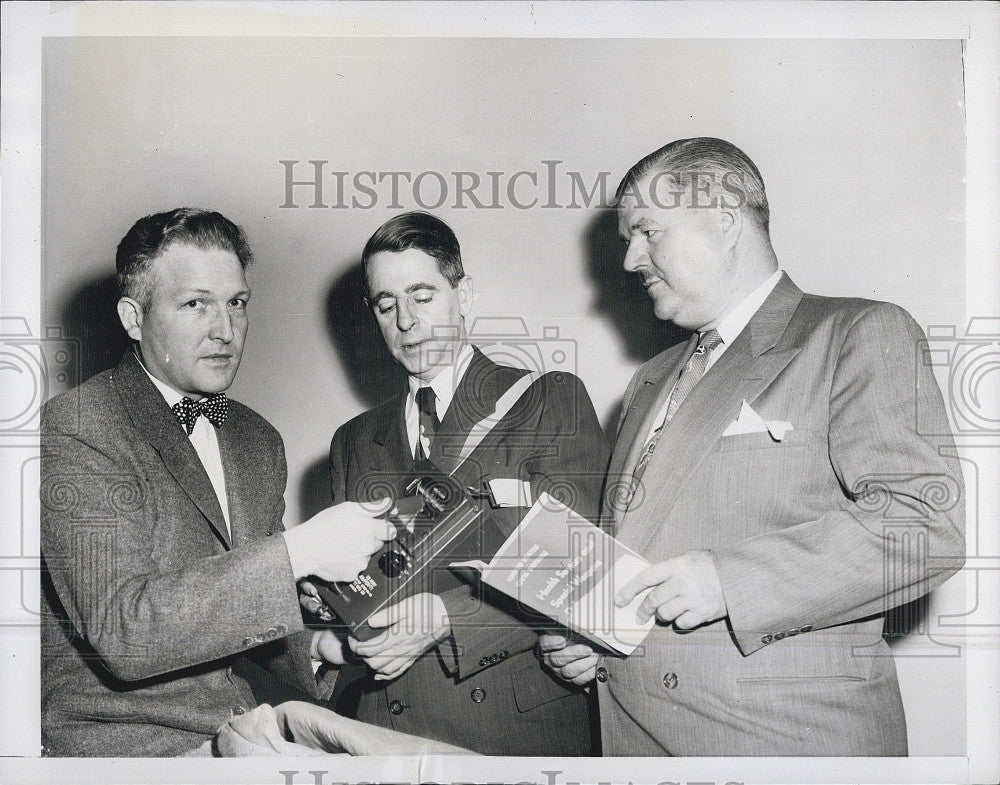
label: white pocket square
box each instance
[722,400,794,441]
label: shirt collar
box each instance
[133,349,194,408]
[407,343,474,415]
[710,269,782,346]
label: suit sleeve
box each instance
[441,372,611,678]
[40,416,307,683]
[713,303,966,655]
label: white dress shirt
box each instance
[138,355,231,536]
[642,269,782,443]
[405,343,475,458]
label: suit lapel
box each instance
[433,347,515,477]
[113,352,232,549]
[372,391,415,476]
[618,273,806,551]
[217,417,252,548]
[609,335,698,513]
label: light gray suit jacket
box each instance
[41,352,316,756]
[597,274,965,756]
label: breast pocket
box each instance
[712,427,820,452]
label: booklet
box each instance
[451,493,655,655]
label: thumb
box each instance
[359,496,394,517]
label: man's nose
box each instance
[209,306,235,343]
[396,300,417,331]
[622,238,647,273]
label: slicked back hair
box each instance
[615,137,770,232]
[361,211,465,295]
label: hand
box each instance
[349,593,451,682]
[283,498,396,583]
[538,633,599,686]
[299,580,335,622]
[311,629,348,666]
[615,549,727,629]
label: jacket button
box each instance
[470,687,486,703]
[595,666,609,683]
[760,634,773,644]
[500,650,508,659]
[800,624,813,633]
[774,631,787,640]
[388,700,405,715]
[233,706,246,716]
[276,624,287,635]
[478,657,488,667]
[264,627,277,640]
[663,672,678,690]
[241,636,254,647]
[489,653,499,663]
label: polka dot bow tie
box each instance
[171,393,228,435]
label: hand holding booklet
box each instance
[451,493,655,655]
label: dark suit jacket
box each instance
[40,352,316,756]
[329,347,610,755]
[597,274,966,755]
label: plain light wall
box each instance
[42,36,966,754]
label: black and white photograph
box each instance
[1,2,998,784]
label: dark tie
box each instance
[628,329,723,503]
[172,393,229,436]
[414,386,440,461]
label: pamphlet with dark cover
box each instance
[311,461,483,641]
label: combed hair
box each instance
[615,137,770,232]
[361,211,464,292]
[116,208,253,309]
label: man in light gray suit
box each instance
[41,208,395,756]
[541,138,965,755]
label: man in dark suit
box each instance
[41,208,396,756]
[541,138,966,755]
[312,212,610,755]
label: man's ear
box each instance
[457,276,474,317]
[719,206,743,251]
[117,297,144,342]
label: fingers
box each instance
[537,634,569,652]
[542,646,599,685]
[636,583,681,624]
[615,562,670,606]
[542,643,596,669]
[311,555,370,584]
[370,653,420,681]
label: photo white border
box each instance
[2,2,997,784]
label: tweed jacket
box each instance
[40,352,316,756]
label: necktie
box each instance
[628,329,722,503]
[172,393,229,436]
[414,386,440,461]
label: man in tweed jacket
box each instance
[41,208,394,756]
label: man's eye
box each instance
[643,229,660,240]
[229,298,248,309]
[376,300,396,315]
[413,294,434,305]
[184,299,203,309]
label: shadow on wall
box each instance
[323,260,406,411]
[59,273,131,385]
[297,259,407,520]
[583,208,690,432]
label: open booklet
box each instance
[451,493,655,655]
